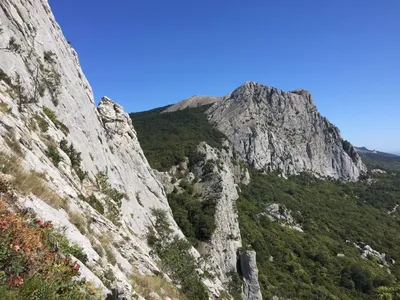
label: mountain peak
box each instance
[162,95,222,113]
[206,82,366,181]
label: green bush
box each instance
[46,146,62,167]
[168,189,216,245]
[86,194,104,215]
[147,208,209,300]
[44,50,57,64]
[59,139,87,182]
[8,37,21,53]
[33,114,49,132]
[0,201,95,299]
[95,172,124,224]
[43,107,69,135]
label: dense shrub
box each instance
[85,194,104,215]
[0,201,96,299]
[130,105,226,171]
[59,139,87,182]
[147,208,209,300]
[358,150,400,173]
[95,172,125,224]
[168,187,216,245]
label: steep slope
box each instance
[0,0,223,298]
[207,82,367,181]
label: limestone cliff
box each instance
[192,142,244,285]
[207,82,367,181]
[0,0,222,298]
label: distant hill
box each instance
[355,147,400,172]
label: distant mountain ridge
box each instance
[356,146,400,157]
[355,146,400,172]
[162,95,222,113]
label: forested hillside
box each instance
[238,170,400,299]
[356,147,400,173]
[131,105,400,299]
[130,105,226,171]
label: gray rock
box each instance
[106,287,128,300]
[0,0,225,297]
[240,250,263,300]
[262,203,303,232]
[191,142,243,285]
[162,95,222,113]
[355,242,388,266]
[207,82,367,181]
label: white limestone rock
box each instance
[0,0,224,297]
[355,242,388,266]
[261,203,303,232]
[207,82,367,181]
[240,250,263,300]
[192,142,247,286]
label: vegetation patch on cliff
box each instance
[130,105,226,171]
[167,181,217,246]
[147,208,210,300]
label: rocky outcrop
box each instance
[162,95,222,113]
[260,203,303,232]
[354,242,390,266]
[207,82,367,181]
[192,142,245,285]
[239,251,263,300]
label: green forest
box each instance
[237,170,400,299]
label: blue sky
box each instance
[49,0,399,153]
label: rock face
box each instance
[207,82,367,181]
[192,142,245,285]
[162,95,222,113]
[0,0,222,297]
[240,251,263,300]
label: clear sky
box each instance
[48,0,399,153]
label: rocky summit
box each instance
[1,1,399,300]
[207,81,366,181]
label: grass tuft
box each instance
[0,102,12,114]
[132,274,182,300]
[4,131,23,157]
[68,211,87,234]
[0,152,62,208]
